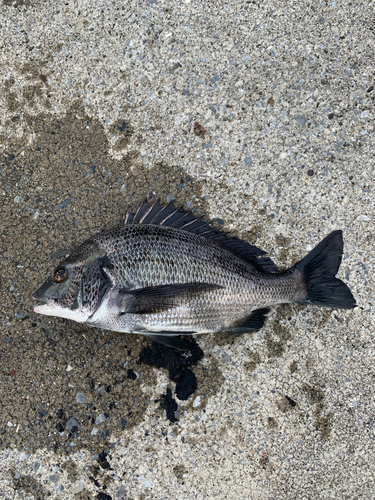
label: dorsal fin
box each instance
[121,200,279,273]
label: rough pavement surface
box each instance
[0,1,374,499]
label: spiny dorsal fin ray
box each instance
[121,199,279,273]
[133,199,151,224]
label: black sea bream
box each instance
[32,200,356,350]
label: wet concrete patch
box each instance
[0,104,216,457]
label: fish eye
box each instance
[54,268,67,283]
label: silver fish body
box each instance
[32,200,356,350]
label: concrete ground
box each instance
[0,0,374,498]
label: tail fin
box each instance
[295,230,356,309]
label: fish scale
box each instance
[32,199,356,350]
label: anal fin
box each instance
[226,308,270,334]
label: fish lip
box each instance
[32,290,57,305]
[32,290,49,303]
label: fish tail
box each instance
[294,230,356,309]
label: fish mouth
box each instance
[32,290,57,313]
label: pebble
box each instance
[95,413,106,425]
[193,396,201,407]
[116,485,126,498]
[65,417,79,431]
[293,116,307,126]
[72,481,84,494]
[76,392,86,403]
[49,474,57,483]
[138,476,152,488]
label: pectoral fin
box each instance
[119,283,222,315]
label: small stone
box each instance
[72,481,84,494]
[100,429,110,440]
[14,196,20,203]
[120,418,128,430]
[49,474,58,483]
[66,365,73,371]
[56,409,64,418]
[293,116,307,126]
[138,476,152,488]
[244,157,253,166]
[66,417,79,431]
[95,414,106,425]
[193,396,201,407]
[367,85,374,93]
[76,393,86,403]
[33,462,40,472]
[58,199,70,210]
[14,472,20,479]
[91,427,99,436]
[116,485,126,499]
[361,110,369,118]
[127,369,137,380]
[307,170,314,176]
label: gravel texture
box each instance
[0,0,374,499]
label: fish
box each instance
[32,199,356,350]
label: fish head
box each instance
[32,239,113,323]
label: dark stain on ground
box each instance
[159,389,178,423]
[277,394,298,413]
[0,91,219,456]
[243,351,261,373]
[109,119,134,152]
[76,490,93,500]
[193,121,207,138]
[13,472,51,499]
[97,493,112,500]
[289,360,298,373]
[274,234,292,267]
[173,464,187,483]
[302,383,332,439]
[264,304,296,359]
[2,0,34,7]
[138,337,204,421]
[267,416,278,428]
